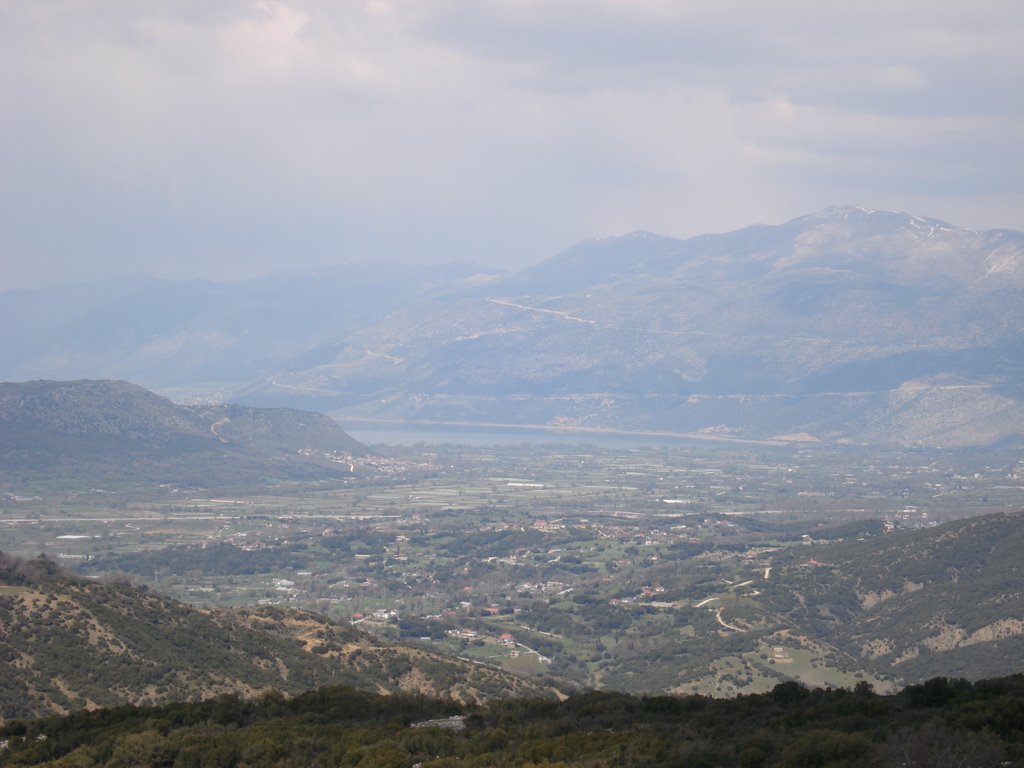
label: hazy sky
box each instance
[2,1,1022,291]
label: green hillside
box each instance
[1,675,1021,767]
[767,511,1024,682]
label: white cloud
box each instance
[0,0,1021,290]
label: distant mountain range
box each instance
[0,379,364,487]
[0,553,559,722]
[3,207,1022,446]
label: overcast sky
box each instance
[2,1,1022,291]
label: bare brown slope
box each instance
[0,554,560,722]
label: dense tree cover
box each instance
[85,543,311,578]
[1,675,1021,767]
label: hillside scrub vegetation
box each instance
[0,675,1021,767]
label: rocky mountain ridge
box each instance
[258,206,1024,446]
[2,207,1022,446]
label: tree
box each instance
[880,719,1006,768]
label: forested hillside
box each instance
[1,675,1021,767]
[769,511,1024,681]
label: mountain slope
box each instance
[256,207,1024,446]
[0,262,497,394]
[0,379,364,486]
[0,554,559,722]
[3,674,1022,768]
[766,510,1024,682]
[2,207,1022,446]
